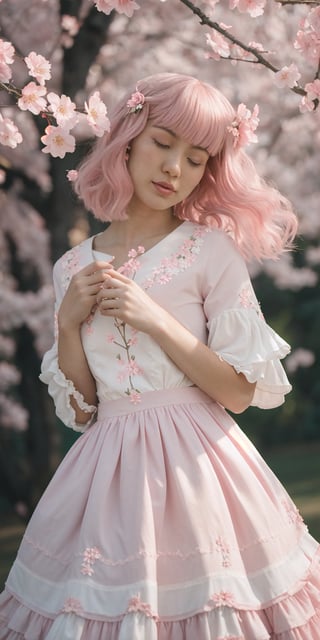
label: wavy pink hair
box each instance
[75,73,297,261]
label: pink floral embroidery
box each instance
[61,245,81,292]
[81,546,102,576]
[282,499,304,526]
[84,304,98,334]
[129,390,141,404]
[127,593,159,620]
[61,243,100,334]
[118,245,145,278]
[113,321,143,402]
[142,226,209,290]
[107,227,208,401]
[238,285,263,318]
[208,590,235,608]
[216,536,231,568]
[109,246,145,402]
[62,598,83,614]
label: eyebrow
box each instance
[153,126,209,154]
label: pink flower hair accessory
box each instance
[227,102,259,150]
[127,90,145,114]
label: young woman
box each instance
[0,73,319,639]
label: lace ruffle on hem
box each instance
[1,548,320,640]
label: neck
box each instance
[109,210,180,248]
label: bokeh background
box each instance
[1,0,320,588]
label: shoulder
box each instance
[195,224,246,270]
[53,236,94,293]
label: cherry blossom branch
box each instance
[0,82,22,100]
[278,1,319,5]
[178,0,308,98]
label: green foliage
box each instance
[238,237,320,447]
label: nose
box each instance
[162,152,182,178]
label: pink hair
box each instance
[75,73,297,261]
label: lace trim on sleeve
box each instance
[39,363,97,433]
[208,307,292,409]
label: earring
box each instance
[125,145,131,161]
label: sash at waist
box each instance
[97,386,215,418]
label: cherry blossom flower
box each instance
[0,362,21,392]
[306,245,320,266]
[85,91,110,137]
[94,0,140,18]
[227,103,259,149]
[0,396,29,431]
[230,0,266,18]
[294,13,320,65]
[205,31,230,60]
[299,96,315,114]
[24,51,51,86]
[285,348,315,374]
[61,15,80,48]
[274,64,301,89]
[0,115,23,148]
[47,92,78,129]
[309,6,320,34]
[61,14,80,37]
[129,390,141,404]
[304,79,320,102]
[0,38,15,83]
[18,82,47,115]
[41,125,76,158]
[66,169,78,182]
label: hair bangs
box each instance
[145,77,234,158]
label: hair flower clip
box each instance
[127,91,145,114]
[227,103,259,150]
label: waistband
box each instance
[97,386,214,419]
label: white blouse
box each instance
[40,222,292,431]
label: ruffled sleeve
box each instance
[202,232,292,409]
[39,249,97,432]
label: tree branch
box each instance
[277,1,319,5]
[178,0,307,98]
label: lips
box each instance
[152,181,176,194]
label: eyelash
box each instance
[153,139,170,149]
[153,139,203,167]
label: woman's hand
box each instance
[58,260,114,331]
[96,270,162,333]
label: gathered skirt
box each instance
[0,386,319,639]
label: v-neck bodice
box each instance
[44,221,291,410]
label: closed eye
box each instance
[188,158,202,167]
[153,138,170,149]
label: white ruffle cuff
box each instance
[208,308,292,409]
[39,350,97,432]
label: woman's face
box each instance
[127,121,209,216]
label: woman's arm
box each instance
[148,311,256,414]
[57,260,113,424]
[97,270,256,414]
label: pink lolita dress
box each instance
[0,221,319,639]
